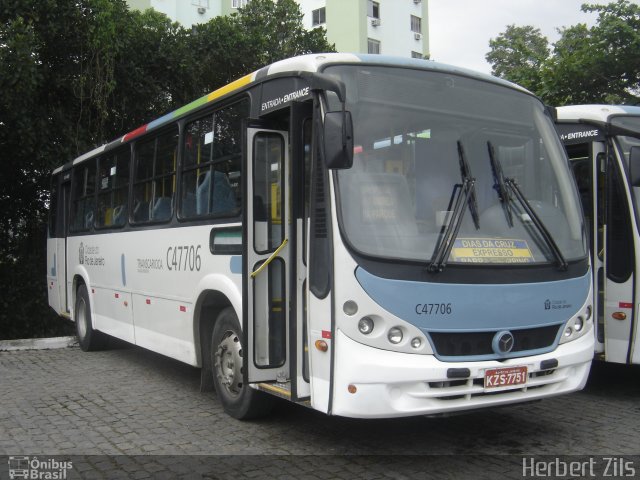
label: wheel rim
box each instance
[214,329,244,397]
[77,296,88,340]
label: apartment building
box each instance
[126,0,429,59]
[299,0,429,59]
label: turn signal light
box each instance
[612,312,627,321]
[315,340,329,352]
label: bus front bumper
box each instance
[331,329,593,418]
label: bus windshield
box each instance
[326,65,587,267]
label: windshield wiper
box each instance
[428,141,479,273]
[459,142,481,230]
[487,141,513,227]
[504,178,569,271]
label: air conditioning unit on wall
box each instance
[197,7,206,14]
[371,18,381,27]
[414,32,422,40]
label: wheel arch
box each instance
[71,268,91,321]
[193,275,242,391]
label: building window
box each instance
[368,38,380,54]
[411,15,421,33]
[312,7,326,26]
[192,0,209,7]
[368,1,380,19]
[232,0,249,8]
[411,51,423,59]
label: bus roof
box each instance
[557,104,640,123]
[55,53,528,174]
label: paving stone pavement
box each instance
[0,344,638,479]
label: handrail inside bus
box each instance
[250,238,289,278]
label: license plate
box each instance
[484,366,528,389]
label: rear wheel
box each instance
[211,307,274,419]
[75,284,107,351]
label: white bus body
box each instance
[47,54,594,419]
[557,105,640,365]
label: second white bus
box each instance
[557,105,640,365]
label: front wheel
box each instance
[211,307,274,419]
[75,284,107,351]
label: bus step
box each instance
[256,382,292,400]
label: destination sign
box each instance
[451,238,534,264]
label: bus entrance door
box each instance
[244,126,292,384]
[601,145,636,363]
[59,172,72,314]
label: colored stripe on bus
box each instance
[123,124,148,143]
[208,73,253,102]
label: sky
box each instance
[428,0,633,74]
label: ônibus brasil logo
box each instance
[8,456,73,479]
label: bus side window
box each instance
[180,100,248,219]
[96,148,130,228]
[133,128,178,224]
[70,159,97,232]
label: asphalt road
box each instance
[1,344,639,479]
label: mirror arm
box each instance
[299,72,349,149]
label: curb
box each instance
[0,336,78,351]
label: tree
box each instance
[486,0,640,105]
[189,0,335,93]
[485,25,550,93]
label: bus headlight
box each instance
[574,317,584,332]
[585,306,592,321]
[388,327,403,344]
[559,305,592,344]
[358,317,374,335]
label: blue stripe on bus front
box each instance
[355,267,590,332]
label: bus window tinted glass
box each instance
[70,160,97,231]
[96,148,130,228]
[180,100,248,219]
[133,129,178,223]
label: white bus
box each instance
[47,54,594,419]
[557,105,640,365]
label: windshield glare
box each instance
[612,116,640,166]
[326,65,586,266]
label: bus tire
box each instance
[211,307,274,419]
[75,284,107,352]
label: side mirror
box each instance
[323,111,354,169]
[630,146,640,187]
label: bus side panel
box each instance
[70,232,136,344]
[93,287,135,344]
[128,225,241,366]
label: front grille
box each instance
[429,325,561,358]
